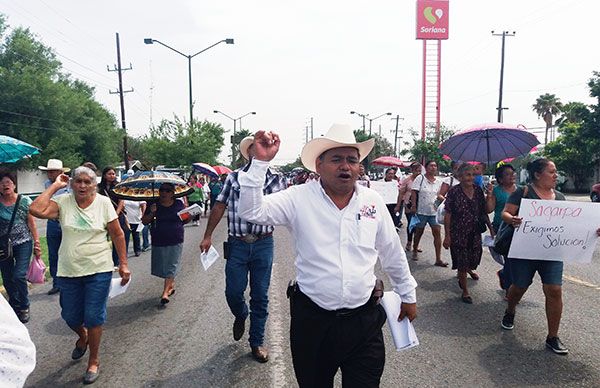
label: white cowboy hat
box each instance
[239,136,254,161]
[38,159,70,173]
[300,124,375,172]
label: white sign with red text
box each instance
[508,199,600,263]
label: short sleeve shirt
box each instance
[53,194,117,277]
[411,175,443,216]
[144,199,185,246]
[0,195,33,246]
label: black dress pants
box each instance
[290,290,387,388]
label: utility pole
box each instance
[310,117,314,140]
[305,125,309,143]
[391,115,404,156]
[492,30,515,123]
[108,32,133,170]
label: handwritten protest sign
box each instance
[370,181,399,204]
[508,199,600,263]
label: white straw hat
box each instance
[239,136,254,160]
[38,159,70,172]
[300,124,374,172]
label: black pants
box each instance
[386,204,401,227]
[290,290,387,388]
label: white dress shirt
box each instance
[0,297,36,388]
[238,160,417,310]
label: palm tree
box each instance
[532,93,563,144]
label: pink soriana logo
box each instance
[416,0,449,40]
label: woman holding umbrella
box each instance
[141,182,190,305]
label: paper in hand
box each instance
[380,291,419,351]
[200,245,220,271]
[108,275,131,298]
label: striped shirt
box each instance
[217,164,286,237]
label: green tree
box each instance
[0,17,122,169]
[279,157,303,173]
[230,129,252,169]
[532,93,563,145]
[353,129,394,170]
[137,117,224,168]
[400,126,454,172]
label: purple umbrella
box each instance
[439,123,540,165]
[192,162,218,177]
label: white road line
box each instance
[563,274,600,290]
[269,262,290,387]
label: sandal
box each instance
[461,295,473,304]
[468,271,480,280]
[434,261,449,267]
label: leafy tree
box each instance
[532,93,563,145]
[0,17,122,169]
[353,129,394,170]
[279,157,304,173]
[400,126,454,172]
[230,129,252,169]
[137,117,224,168]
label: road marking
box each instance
[563,274,600,290]
[269,262,290,387]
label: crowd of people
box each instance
[2,124,600,387]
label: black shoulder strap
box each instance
[418,174,425,190]
[4,194,21,238]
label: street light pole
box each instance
[352,111,392,135]
[213,110,256,165]
[144,37,234,124]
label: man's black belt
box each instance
[233,232,273,244]
[293,287,373,318]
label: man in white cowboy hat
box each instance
[236,124,417,387]
[199,135,286,363]
[38,159,71,295]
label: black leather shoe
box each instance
[83,367,100,384]
[17,309,30,323]
[251,346,269,363]
[233,317,246,341]
[71,340,87,360]
[47,287,60,295]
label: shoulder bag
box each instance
[492,186,529,256]
[0,195,22,263]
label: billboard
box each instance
[416,0,449,40]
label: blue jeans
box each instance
[58,271,112,328]
[124,223,141,255]
[225,235,274,348]
[142,224,150,250]
[47,220,62,288]
[0,241,33,311]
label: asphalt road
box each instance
[22,206,600,387]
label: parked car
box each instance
[591,182,600,202]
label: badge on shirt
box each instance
[358,204,377,220]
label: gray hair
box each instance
[72,166,97,182]
[455,162,474,178]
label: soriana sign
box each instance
[416,0,449,40]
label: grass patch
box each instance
[0,236,50,288]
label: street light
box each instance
[213,110,257,164]
[350,111,392,135]
[144,37,234,124]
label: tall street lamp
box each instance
[350,111,392,135]
[213,110,256,164]
[144,37,234,124]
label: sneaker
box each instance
[501,310,514,330]
[546,336,569,355]
[142,246,150,252]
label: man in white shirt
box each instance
[0,296,36,387]
[123,200,146,256]
[237,124,417,387]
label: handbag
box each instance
[0,195,22,263]
[26,254,46,284]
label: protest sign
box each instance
[370,181,399,204]
[508,199,600,263]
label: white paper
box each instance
[370,181,400,204]
[200,245,220,271]
[482,235,495,247]
[380,291,419,351]
[177,203,202,220]
[108,276,131,298]
[509,199,600,263]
